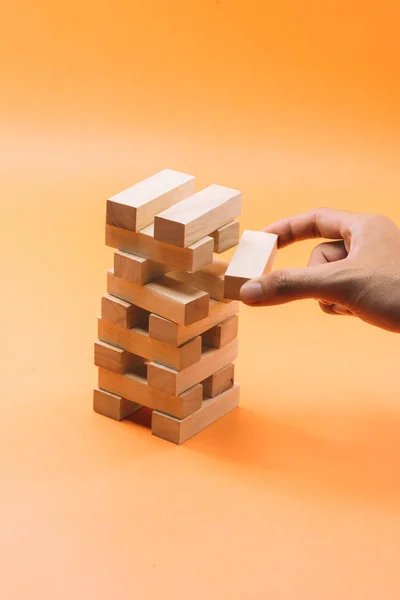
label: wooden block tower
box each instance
[93,169,276,444]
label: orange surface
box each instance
[1,1,400,598]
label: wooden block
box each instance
[107,270,209,326]
[93,388,141,421]
[167,259,229,303]
[94,340,144,374]
[224,230,278,300]
[154,184,242,248]
[202,363,234,398]
[106,169,196,232]
[114,250,165,285]
[210,220,240,253]
[101,294,148,329]
[202,315,239,349]
[98,366,202,419]
[149,299,239,347]
[152,384,240,444]
[148,338,238,395]
[98,318,201,371]
[106,224,214,273]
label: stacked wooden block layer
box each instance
[93,169,242,444]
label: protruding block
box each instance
[106,169,196,232]
[98,318,202,371]
[149,299,239,347]
[148,338,239,395]
[107,270,209,326]
[202,363,234,398]
[93,388,141,421]
[154,184,242,248]
[106,224,214,273]
[114,251,165,285]
[202,315,239,349]
[98,366,202,419]
[152,384,240,444]
[168,259,229,303]
[101,294,148,329]
[224,230,278,300]
[210,221,240,253]
[94,340,144,374]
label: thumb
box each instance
[240,263,345,306]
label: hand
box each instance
[240,208,400,333]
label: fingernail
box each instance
[332,304,352,316]
[240,282,264,304]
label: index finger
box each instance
[263,207,355,248]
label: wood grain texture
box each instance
[210,220,240,253]
[98,318,201,371]
[151,384,240,444]
[106,224,214,273]
[107,270,209,326]
[101,294,148,329]
[224,230,278,300]
[106,169,195,232]
[93,388,141,421]
[148,299,239,347]
[98,365,202,419]
[114,250,165,285]
[167,258,229,302]
[154,184,242,247]
[202,315,239,349]
[94,340,144,374]
[147,337,239,395]
[202,363,235,398]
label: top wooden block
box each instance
[106,169,196,232]
[154,184,242,248]
[224,230,278,300]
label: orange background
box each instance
[1,1,400,598]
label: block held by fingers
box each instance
[223,230,278,300]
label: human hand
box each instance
[240,208,400,333]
